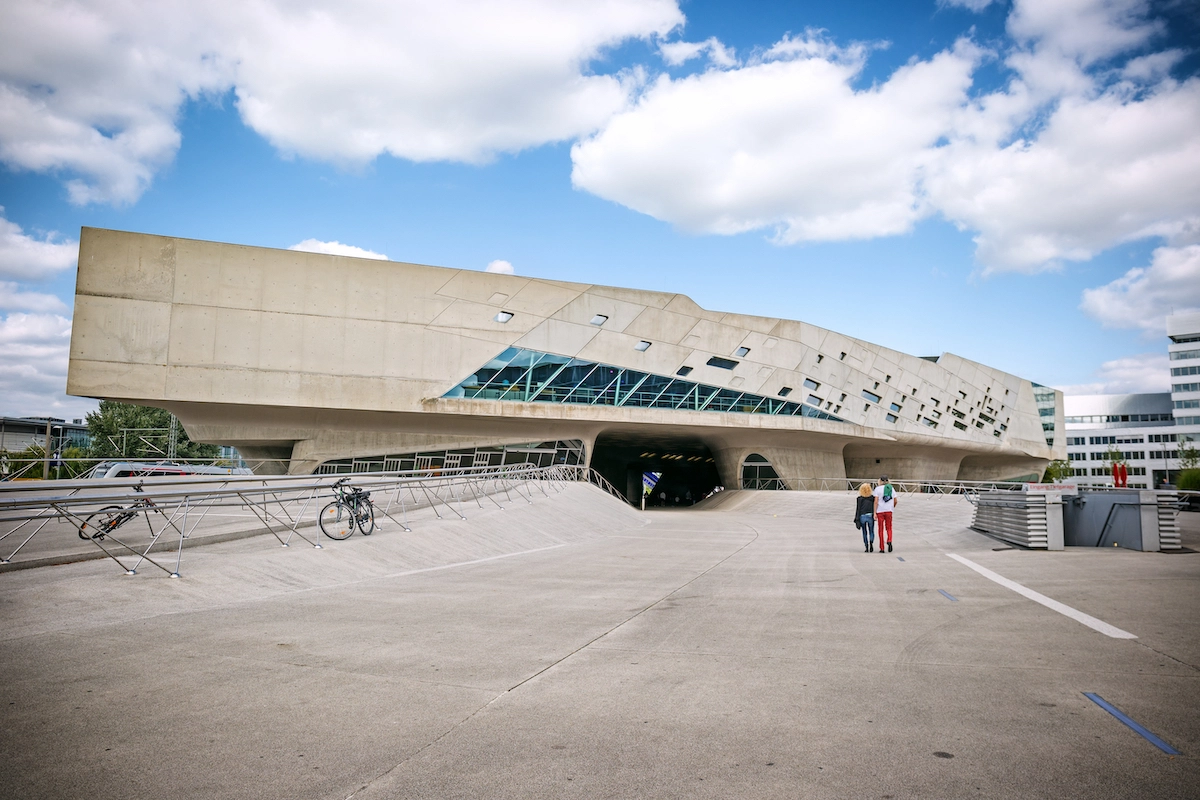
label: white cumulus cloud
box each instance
[659,37,738,68]
[1079,245,1200,334]
[0,282,70,314]
[572,36,979,243]
[0,312,94,419]
[1059,353,1170,395]
[928,79,1200,272]
[288,239,389,260]
[485,259,515,275]
[571,0,1200,274]
[0,210,79,281]
[0,0,683,204]
[939,0,997,10]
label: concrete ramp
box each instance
[0,483,644,641]
[694,489,975,533]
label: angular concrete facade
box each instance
[67,228,1063,493]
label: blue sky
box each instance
[1,0,1198,419]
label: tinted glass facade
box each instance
[445,348,846,422]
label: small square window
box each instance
[885,413,898,423]
[778,386,793,397]
[590,314,609,326]
[807,394,823,406]
[706,356,738,369]
[734,346,750,357]
[803,378,820,391]
[494,311,514,323]
[676,366,693,377]
[634,340,652,351]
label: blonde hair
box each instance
[858,483,873,497]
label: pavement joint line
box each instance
[1083,692,1181,755]
[937,589,958,601]
[345,522,763,799]
[947,554,1137,639]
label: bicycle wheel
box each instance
[357,500,375,535]
[319,501,355,540]
[79,505,124,540]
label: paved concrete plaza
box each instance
[1,486,1197,799]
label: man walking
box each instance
[873,476,897,553]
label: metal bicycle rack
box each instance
[0,464,623,578]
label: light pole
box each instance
[42,420,51,480]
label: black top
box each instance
[854,495,874,521]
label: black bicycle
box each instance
[78,484,157,540]
[319,478,376,540]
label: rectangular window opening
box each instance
[676,366,693,377]
[706,356,738,369]
[802,378,820,391]
[862,389,882,403]
[590,314,609,326]
[494,311,514,323]
[778,386,793,397]
[634,340,652,352]
[734,346,750,357]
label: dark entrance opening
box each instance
[590,431,722,507]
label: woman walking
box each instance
[854,483,876,552]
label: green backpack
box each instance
[882,484,893,501]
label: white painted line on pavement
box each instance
[947,554,1137,639]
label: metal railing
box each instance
[769,477,1030,497]
[0,463,623,577]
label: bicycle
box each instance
[318,477,376,540]
[78,484,158,541]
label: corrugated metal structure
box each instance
[970,490,1065,549]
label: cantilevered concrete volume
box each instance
[67,228,1063,499]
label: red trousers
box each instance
[877,511,893,543]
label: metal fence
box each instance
[0,463,623,577]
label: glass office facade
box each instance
[317,440,584,474]
[1033,383,1057,446]
[444,348,846,422]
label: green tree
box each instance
[85,401,218,460]
[1042,459,1073,482]
[1179,438,1199,471]
[1177,469,1200,491]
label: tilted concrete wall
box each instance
[68,228,1063,481]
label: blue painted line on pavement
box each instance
[897,557,905,562]
[937,589,958,601]
[1084,693,1180,755]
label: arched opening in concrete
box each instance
[590,430,721,507]
[741,454,785,490]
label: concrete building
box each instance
[66,228,1063,500]
[1064,311,1200,489]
